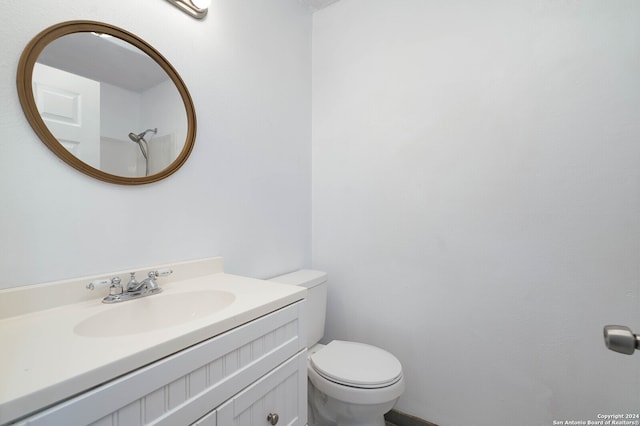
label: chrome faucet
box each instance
[127,271,162,292]
[87,269,172,303]
[126,272,141,292]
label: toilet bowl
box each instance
[308,341,405,426]
[269,270,405,426]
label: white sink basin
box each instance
[74,290,236,337]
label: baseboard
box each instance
[385,409,438,426]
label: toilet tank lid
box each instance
[268,269,327,288]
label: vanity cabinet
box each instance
[13,302,307,426]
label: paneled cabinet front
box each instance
[13,301,306,426]
[216,350,307,426]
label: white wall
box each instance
[312,1,640,425]
[0,0,312,288]
[101,83,142,141]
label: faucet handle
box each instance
[86,279,110,290]
[108,277,123,295]
[86,276,122,293]
[150,268,173,278]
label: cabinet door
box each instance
[217,350,307,426]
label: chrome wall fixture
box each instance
[604,325,640,355]
[165,0,210,19]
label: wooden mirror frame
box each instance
[17,20,197,185]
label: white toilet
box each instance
[270,270,405,426]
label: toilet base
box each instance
[308,379,394,426]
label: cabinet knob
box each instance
[267,413,279,425]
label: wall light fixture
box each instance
[165,0,210,19]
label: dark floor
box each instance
[385,409,438,426]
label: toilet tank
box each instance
[269,270,327,347]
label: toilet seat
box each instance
[310,340,402,389]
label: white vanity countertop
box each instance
[0,258,305,425]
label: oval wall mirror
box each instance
[17,21,197,185]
